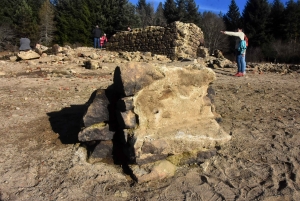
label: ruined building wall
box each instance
[106,21,204,60]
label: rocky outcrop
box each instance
[106,21,204,60]
[78,62,231,182]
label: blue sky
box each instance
[130,0,290,14]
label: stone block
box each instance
[82,89,110,127]
[78,122,115,141]
[116,110,136,129]
[88,141,113,164]
[116,97,134,111]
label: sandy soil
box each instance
[0,55,300,201]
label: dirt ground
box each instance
[0,53,300,201]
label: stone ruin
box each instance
[78,62,231,183]
[106,21,205,60]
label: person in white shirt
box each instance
[221,28,247,77]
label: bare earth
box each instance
[0,55,300,201]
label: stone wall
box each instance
[106,21,204,60]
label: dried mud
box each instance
[0,58,300,201]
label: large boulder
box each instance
[78,62,231,182]
[132,64,230,164]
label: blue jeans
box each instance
[237,54,246,73]
[94,38,100,48]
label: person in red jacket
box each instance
[100,34,108,49]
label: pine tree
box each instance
[282,0,300,43]
[242,0,271,47]
[13,0,39,41]
[184,0,201,24]
[122,2,141,29]
[54,0,95,45]
[268,0,285,40]
[154,2,167,26]
[103,0,134,33]
[163,0,178,24]
[136,0,148,28]
[0,0,16,25]
[39,0,56,46]
[222,0,242,52]
[136,0,155,28]
[223,0,241,31]
[176,0,187,22]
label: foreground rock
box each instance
[78,62,231,182]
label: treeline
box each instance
[0,0,300,63]
[0,0,201,48]
[223,0,300,63]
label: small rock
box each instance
[9,56,18,62]
[135,160,177,183]
[114,190,129,198]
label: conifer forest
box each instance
[1,0,300,63]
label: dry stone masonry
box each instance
[78,62,231,182]
[106,21,205,60]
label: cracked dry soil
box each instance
[0,59,300,201]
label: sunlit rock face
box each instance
[129,63,230,164]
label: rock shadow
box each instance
[47,66,137,182]
[47,104,88,144]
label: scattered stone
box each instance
[131,160,177,183]
[114,190,129,198]
[84,60,100,70]
[35,44,49,55]
[17,50,40,60]
[9,56,17,62]
[214,49,225,59]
